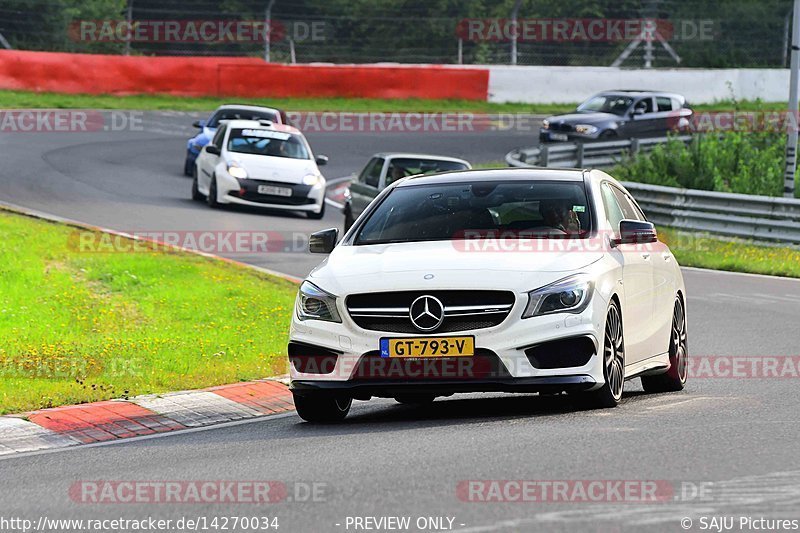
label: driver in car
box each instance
[540,199,581,233]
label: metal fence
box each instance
[505,135,693,169]
[505,138,800,244]
[621,182,800,244]
[0,0,792,66]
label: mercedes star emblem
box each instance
[409,295,445,331]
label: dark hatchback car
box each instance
[539,90,692,143]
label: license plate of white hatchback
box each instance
[258,185,292,197]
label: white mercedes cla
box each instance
[288,168,688,422]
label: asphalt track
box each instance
[1,112,800,532]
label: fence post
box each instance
[576,143,584,167]
[630,138,640,157]
[540,145,549,167]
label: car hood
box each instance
[309,240,603,294]
[230,154,319,183]
[546,112,621,125]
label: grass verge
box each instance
[0,209,297,415]
[0,90,787,114]
[659,227,800,278]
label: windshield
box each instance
[207,109,279,128]
[355,181,592,245]
[226,128,310,160]
[576,95,634,116]
[385,158,469,185]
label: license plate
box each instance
[550,133,568,141]
[380,336,475,358]
[258,185,292,197]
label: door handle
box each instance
[641,253,651,260]
[663,252,672,261]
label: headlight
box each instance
[575,124,599,135]
[296,281,342,322]
[302,174,321,186]
[522,274,594,318]
[541,119,550,130]
[227,162,248,179]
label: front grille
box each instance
[346,290,515,333]
[550,122,573,132]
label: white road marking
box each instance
[0,417,78,455]
[132,391,262,427]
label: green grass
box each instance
[0,90,565,114]
[1,89,787,114]
[659,227,800,278]
[0,210,297,415]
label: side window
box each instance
[211,125,226,149]
[656,96,672,112]
[610,185,644,221]
[601,183,626,231]
[634,98,654,114]
[359,158,384,188]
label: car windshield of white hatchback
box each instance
[227,129,310,160]
[207,109,279,127]
[355,181,592,245]
[577,95,634,116]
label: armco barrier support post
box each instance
[630,138,640,157]
[540,145,549,167]
[576,143,585,167]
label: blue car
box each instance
[184,104,289,175]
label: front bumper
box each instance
[216,172,325,213]
[539,129,599,143]
[291,375,596,398]
[288,291,608,395]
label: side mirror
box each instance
[192,120,205,128]
[205,145,221,156]
[309,228,338,254]
[613,220,657,246]
[315,155,329,166]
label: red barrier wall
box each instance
[0,50,489,101]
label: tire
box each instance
[394,394,436,405]
[293,393,351,423]
[579,300,625,409]
[307,199,326,220]
[344,207,355,232]
[191,166,204,201]
[642,296,688,393]
[206,175,219,208]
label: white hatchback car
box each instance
[289,168,688,422]
[192,119,329,218]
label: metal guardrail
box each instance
[621,182,800,244]
[505,135,693,169]
[504,139,800,244]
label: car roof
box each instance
[372,152,471,164]
[216,104,283,114]
[220,119,301,135]
[595,90,685,101]
[394,167,587,187]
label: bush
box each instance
[612,132,787,197]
